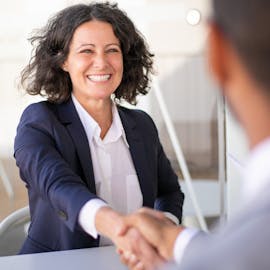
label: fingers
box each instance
[117,227,166,270]
[138,208,175,225]
[138,207,166,220]
[118,208,165,238]
[116,208,181,262]
[118,211,165,256]
[120,251,143,270]
[117,211,146,237]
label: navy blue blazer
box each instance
[14,98,184,254]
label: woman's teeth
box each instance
[87,74,111,82]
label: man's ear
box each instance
[207,22,229,88]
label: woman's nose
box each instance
[92,53,107,69]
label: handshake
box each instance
[96,207,184,270]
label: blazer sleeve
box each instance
[154,137,185,223]
[136,109,185,223]
[14,103,97,232]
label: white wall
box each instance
[140,0,218,170]
[0,0,69,157]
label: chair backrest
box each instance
[0,206,30,256]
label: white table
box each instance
[0,246,127,270]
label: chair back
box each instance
[0,206,30,256]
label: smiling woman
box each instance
[20,2,153,105]
[62,20,124,112]
[15,2,184,265]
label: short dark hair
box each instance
[212,0,270,91]
[21,2,154,104]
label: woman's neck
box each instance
[76,96,113,139]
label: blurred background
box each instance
[0,0,248,234]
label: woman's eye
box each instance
[81,49,93,54]
[107,48,120,53]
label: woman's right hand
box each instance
[95,206,165,270]
[94,206,125,241]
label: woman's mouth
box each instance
[87,74,111,82]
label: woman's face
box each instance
[63,20,123,103]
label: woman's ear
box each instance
[62,62,69,72]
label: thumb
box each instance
[116,216,132,236]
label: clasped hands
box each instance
[112,208,183,270]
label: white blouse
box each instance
[72,95,142,245]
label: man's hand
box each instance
[94,206,164,270]
[119,208,184,260]
[117,228,165,270]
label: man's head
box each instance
[211,0,270,93]
[208,0,270,147]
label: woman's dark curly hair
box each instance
[21,2,154,104]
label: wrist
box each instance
[163,225,184,260]
[95,206,124,240]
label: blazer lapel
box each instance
[57,98,96,194]
[118,108,155,207]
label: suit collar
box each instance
[72,95,129,147]
[57,98,76,124]
[57,98,96,193]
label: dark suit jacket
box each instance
[14,98,184,254]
